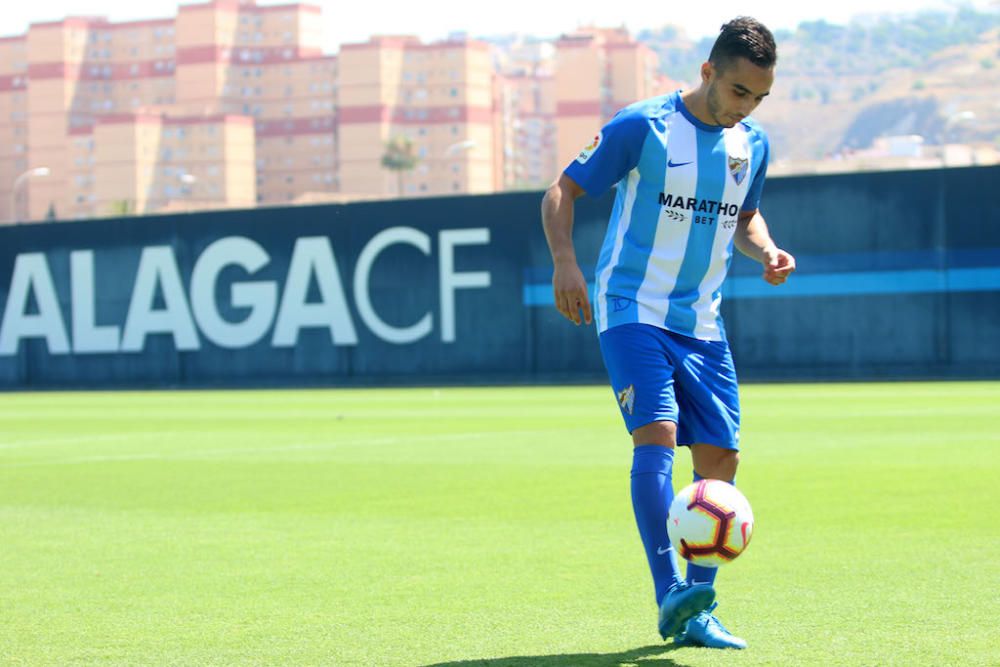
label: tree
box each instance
[381,136,419,196]
[109,200,135,217]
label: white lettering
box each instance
[1,226,494,359]
[438,229,491,343]
[0,253,70,355]
[120,246,201,352]
[191,237,277,348]
[272,236,358,347]
[354,227,433,344]
[70,250,120,354]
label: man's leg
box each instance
[630,424,683,606]
[631,423,716,639]
[670,334,746,649]
[685,445,739,589]
[599,324,715,641]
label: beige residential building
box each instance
[494,39,558,190]
[554,27,661,169]
[74,112,255,217]
[0,2,663,223]
[171,1,336,206]
[337,35,499,198]
[0,0,334,222]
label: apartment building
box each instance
[554,27,661,169]
[0,35,30,221]
[171,1,336,206]
[0,3,662,223]
[0,0,335,222]
[494,39,558,190]
[71,112,255,217]
[337,35,499,198]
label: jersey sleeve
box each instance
[563,107,649,197]
[741,129,770,212]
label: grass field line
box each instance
[0,431,193,451]
[1,427,574,467]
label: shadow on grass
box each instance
[420,643,683,667]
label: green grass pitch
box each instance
[1,382,998,666]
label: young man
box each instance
[540,17,795,649]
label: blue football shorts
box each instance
[598,322,741,450]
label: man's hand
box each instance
[552,262,592,325]
[762,247,796,286]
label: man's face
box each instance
[703,57,774,128]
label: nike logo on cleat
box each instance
[657,546,672,555]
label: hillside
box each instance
[637,9,1000,162]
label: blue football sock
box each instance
[685,472,735,589]
[630,444,683,606]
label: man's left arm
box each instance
[734,210,795,286]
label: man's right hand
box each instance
[552,262,592,326]
[541,173,589,325]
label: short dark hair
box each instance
[708,17,777,71]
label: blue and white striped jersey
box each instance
[565,91,770,342]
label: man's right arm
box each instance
[541,173,592,326]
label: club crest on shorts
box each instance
[728,155,748,185]
[617,384,635,415]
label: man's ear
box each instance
[700,61,714,85]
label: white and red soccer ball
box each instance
[668,479,754,568]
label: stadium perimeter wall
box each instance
[0,165,997,389]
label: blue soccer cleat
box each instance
[657,582,716,640]
[674,603,747,649]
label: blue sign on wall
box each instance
[1,165,998,388]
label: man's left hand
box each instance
[763,248,796,285]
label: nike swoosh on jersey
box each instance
[667,159,693,167]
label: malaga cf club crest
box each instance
[728,155,748,185]
[617,384,635,415]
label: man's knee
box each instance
[691,445,739,480]
[632,420,677,448]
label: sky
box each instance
[1,0,995,47]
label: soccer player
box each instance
[540,17,795,649]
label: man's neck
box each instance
[680,88,718,127]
